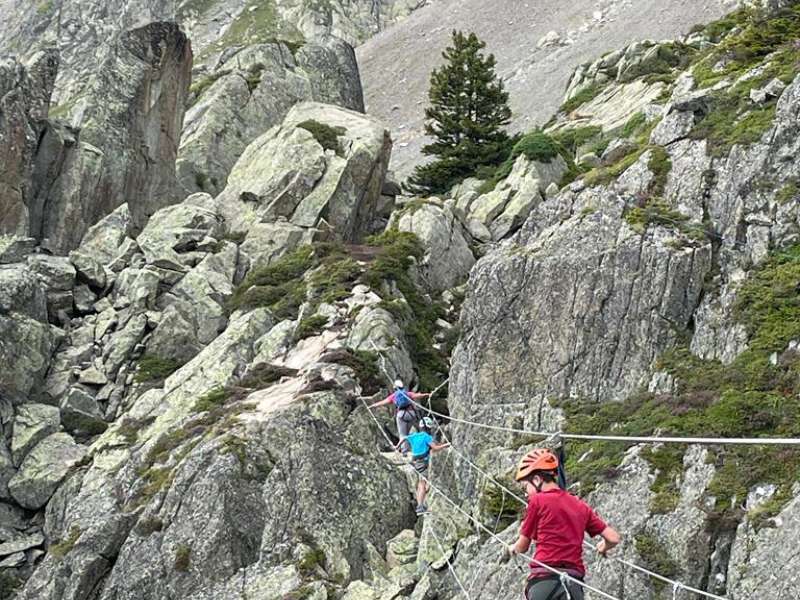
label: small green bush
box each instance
[776,180,799,204]
[297,120,346,154]
[174,544,192,572]
[561,84,604,113]
[135,354,182,384]
[297,547,326,576]
[294,315,329,341]
[621,112,647,138]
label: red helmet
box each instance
[515,448,559,481]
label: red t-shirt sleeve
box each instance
[585,505,608,537]
[520,496,540,539]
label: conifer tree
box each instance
[407,30,512,195]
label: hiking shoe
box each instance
[415,504,428,515]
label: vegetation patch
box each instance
[297,120,346,155]
[583,147,645,187]
[480,480,524,529]
[318,348,384,395]
[687,5,800,156]
[50,526,81,558]
[478,131,570,194]
[775,180,799,205]
[558,245,800,528]
[634,533,680,581]
[362,230,449,390]
[297,546,326,576]
[135,354,182,384]
[624,199,704,241]
[174,544,192,572]
[294,315,329,341]
[561,84,604,113]
[228,243,361,319]
[188,69,231,101]
[621,113,647,139]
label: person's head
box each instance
[515,448,560,494]
[394,379,405,390]
[419,416,437,433]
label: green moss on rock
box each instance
[50,526,81,558]
[297,120,347,155]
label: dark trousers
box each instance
[525,577,585,600]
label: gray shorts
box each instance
[412,456,429,474]
[525,577,584,600]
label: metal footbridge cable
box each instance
[409,398,800,446]
[365,345,738,598]
[360,395,623,600]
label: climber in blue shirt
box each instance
[405,416,450,515]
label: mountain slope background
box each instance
[358,0,738,177]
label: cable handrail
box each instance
[361,395,622,600]
[437,433,729,600]
[410,399,800,446]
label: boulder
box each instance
[75,204,133,265]
[239,221,317,272]
[178,38,364,197]
[0,533,44,557]
[347,307,414,386]
[650,110,695,146]
[217,102,391,243]
[26,255,76,292]
[749,77,786,104]
[0,236,36,264]
[136,193,222,270]
[146,244,238,363]
[69,251,107,289]
[0,313,54,402]
[11,403,61,466]
[8,433,86,510]
[395,202,475,292]
[60,387,107,436]
[0,265,47,321]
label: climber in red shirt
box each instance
[508,448,621,600]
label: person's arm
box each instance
[511,534,532,554]
[507,496,537,556]
[409,391,431,400]
[430,442,450,452]
[368,394,394,409]
[596,526,621,556]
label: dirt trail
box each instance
[357,0,737,179]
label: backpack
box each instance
[394,389,412,409]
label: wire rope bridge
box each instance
[365,344,800,600]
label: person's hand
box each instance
[596,540,610,557]
[500,544,516,563]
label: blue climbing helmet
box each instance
[419,416,437,432]
[394,380,412,409]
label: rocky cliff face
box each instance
[2,1,800,600]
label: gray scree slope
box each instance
[357,0,737,178]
